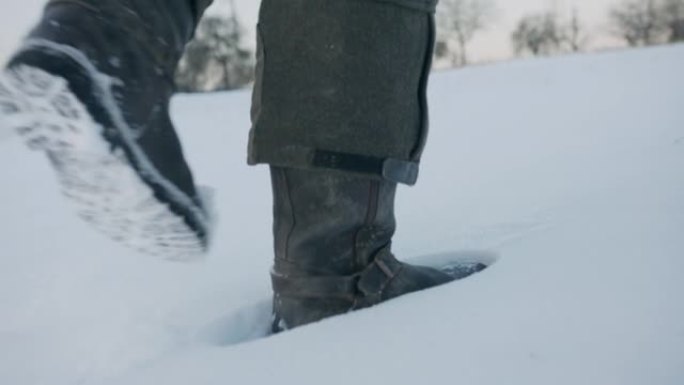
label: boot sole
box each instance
[0,65,207,260]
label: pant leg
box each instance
[248,0,438,185]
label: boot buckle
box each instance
[355,247,404,307]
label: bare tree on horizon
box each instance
[609,0,664,46]
[435,0,496,66]
[659,0,684,42]
[565,8,590,52]
[511,11,565,56]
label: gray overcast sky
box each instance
[0,0,621,64]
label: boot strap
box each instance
[270,271,359,302]
[271,247,404,306]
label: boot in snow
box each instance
[269,167,487,332]
[0,0,213,260]
[247,0,484,330]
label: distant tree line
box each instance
[434,0,684,67]
[510,8,589,56]
[176,0,684,92]
[609,0,684,46]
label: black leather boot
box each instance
[0,0,213,259]
[270,167,486,331]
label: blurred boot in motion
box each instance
[0,0,214,260]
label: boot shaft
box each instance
[270,166,399,331]
[271,167,398,277]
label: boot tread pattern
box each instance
[0,65,205,260]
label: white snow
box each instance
[1,44,683,385]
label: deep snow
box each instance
[1,45,683,385]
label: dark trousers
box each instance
[248,0,438,185]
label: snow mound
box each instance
[1,45,683,385]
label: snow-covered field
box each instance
[1,45,683,385]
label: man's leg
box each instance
[0,0,213,259]
[250,0,485,331]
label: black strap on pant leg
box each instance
[312,150,420,186]
[252,146,420,185]
[368,0,439,13]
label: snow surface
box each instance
[1,45,683,385]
